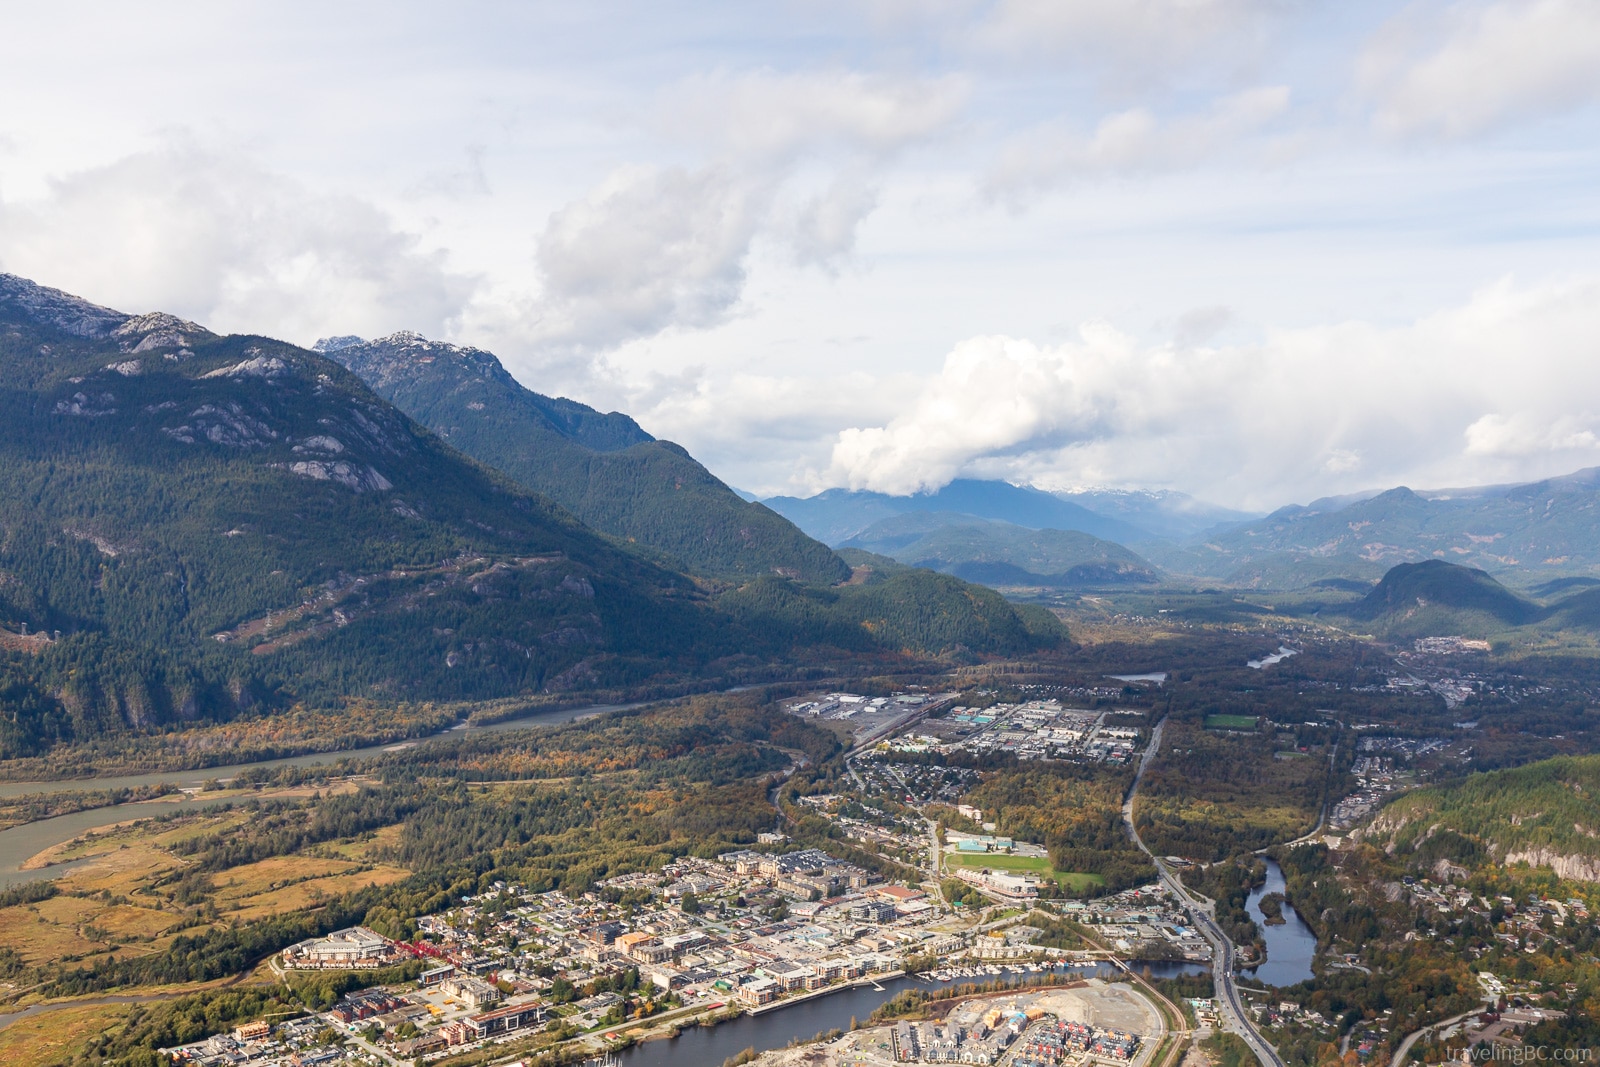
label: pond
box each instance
[1247,647,1299,669]
[1241,859,1317,986]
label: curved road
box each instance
[1391,1006,1486,1067]
[1123,719,1285,1067]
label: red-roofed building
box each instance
[875,885,925,903]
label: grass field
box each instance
[947,851,1106,891]
[213,854,411,921]
[0,1003,139,1066]
[1204,714,1259,730]
[2,785,411,980]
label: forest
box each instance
[1135,716,1332,861]
[1360,753,1600,870]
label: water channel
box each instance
[0,702,634,890]
[613,961,1207,1067]
[1240,859,1317,987]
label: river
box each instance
[613,961,1207,1067]
[1241,859,1317,987]
[0,702,634,890]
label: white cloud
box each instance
[518,70,966,355]
[786,171,881,268]
[1361,0,1600,139]
[524,163,770,355]
[404,144,492,200]
[630,361,921,489]
[986,87,1290,197]
[973,0,1283,86]
[1173,305,1235,347]
[819,276,1600,508]
[1463,412,1600,457]
[657,69,968,161]
[0,142,476,343]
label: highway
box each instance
[1123,719,1286,1067]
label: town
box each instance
[162,838,1208,1066]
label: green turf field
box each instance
[947,851,1105,890]
[1204,714,1259,730]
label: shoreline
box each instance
[745,969,908,1016]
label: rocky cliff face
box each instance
[1501,848,1600,884]
[0,273,129,337]
[318,331,655,453]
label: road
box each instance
[1123,719,1285,1067]
[1391,1005,1487,1067]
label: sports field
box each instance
[947,851,1105,891]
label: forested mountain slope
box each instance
[1342,560,1543,637]
[322,332,845,583]
[1329,559,1600,643]
[0,275,1064,758]
[1360,754,1600,882]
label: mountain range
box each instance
[1052,487,1257,543]
[765,479,1150,545]
[764,480,1173,589]
[838,511,1159,587]
[771,469,1600,593]
[0,274,1065,758]
[319,332,845,584]
[1145,473,1600,588]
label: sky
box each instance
[2,0,1599,510]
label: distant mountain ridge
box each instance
[1144,471,1600,587]
[322,331,846,583]
[765,479,1148,544]
[840,511,1159,588]
[1052,487,1258,542]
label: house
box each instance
[419,964,456,986]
